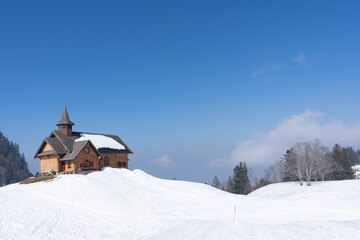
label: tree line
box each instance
[212,161,251,195]
[211,139,357,194]
[0,131,33,186]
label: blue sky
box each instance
[1,1,360,183]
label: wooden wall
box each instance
[63,160,75,172]
[74,142,100,171]
[39,155,59,173]
[39,142,59,173]
[37,140,129,173]
[42,142,53,152]
[102,153,128,169]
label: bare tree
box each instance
[267,161,283,183]
[226,176,233,193]
[301,141,318,186]
[247,167,258,187]
[263,168,272,183]
[284,140,334,186]
[313,141,336,181]
[220,181,226,191]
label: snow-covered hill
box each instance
[0,168,359,240]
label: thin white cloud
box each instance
[210,110,360,168]
[293,51,307,65]
[151,155,175,167]
[250,65,282,78]
[250,67,267,78]
[251,51,307,78]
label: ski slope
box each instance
[0,168,359,240]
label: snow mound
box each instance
[1,168,360,240]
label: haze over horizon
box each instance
[1,1,360,183]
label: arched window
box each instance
[122,162,127,167]
[117,161,121,167]
[104,156,109,166]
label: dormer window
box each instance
[84,147,89,154]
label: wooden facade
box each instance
[102,153,128,169]
[42,142,54,152]
[73,142,100,171]
[37,140,130,174]
[39,155,59,173]
[35,105,132,174]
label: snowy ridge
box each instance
[0,168,360,239]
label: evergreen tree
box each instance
[242,162,251,193]
[5,162,14,185]
[282,148,302,182]
[332,144,354,180]
[211,176,221,189]
[254,177,272,190]
[232,162,250,194]
[346,147,360,166]
[340,147,354,179]
[232,162,242,194]
[0,131,33,185]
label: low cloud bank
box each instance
[211,111,360,168]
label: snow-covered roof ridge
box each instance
[75,133,125,150]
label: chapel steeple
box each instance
[56,104,74,136]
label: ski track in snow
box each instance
[0,168,360,240]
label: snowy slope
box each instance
[0,168,360,240]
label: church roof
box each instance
[35,130,133,158]
[59,140,101,161]
[56,104,74,126]
[35,105,133,159]
[51,130,77,152]
[45,137,67,154]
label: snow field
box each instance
[0,167,359,239]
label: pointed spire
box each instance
[56,104,74,126]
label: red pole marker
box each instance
[233,205,236,224]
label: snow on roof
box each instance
[74,133,125,150]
